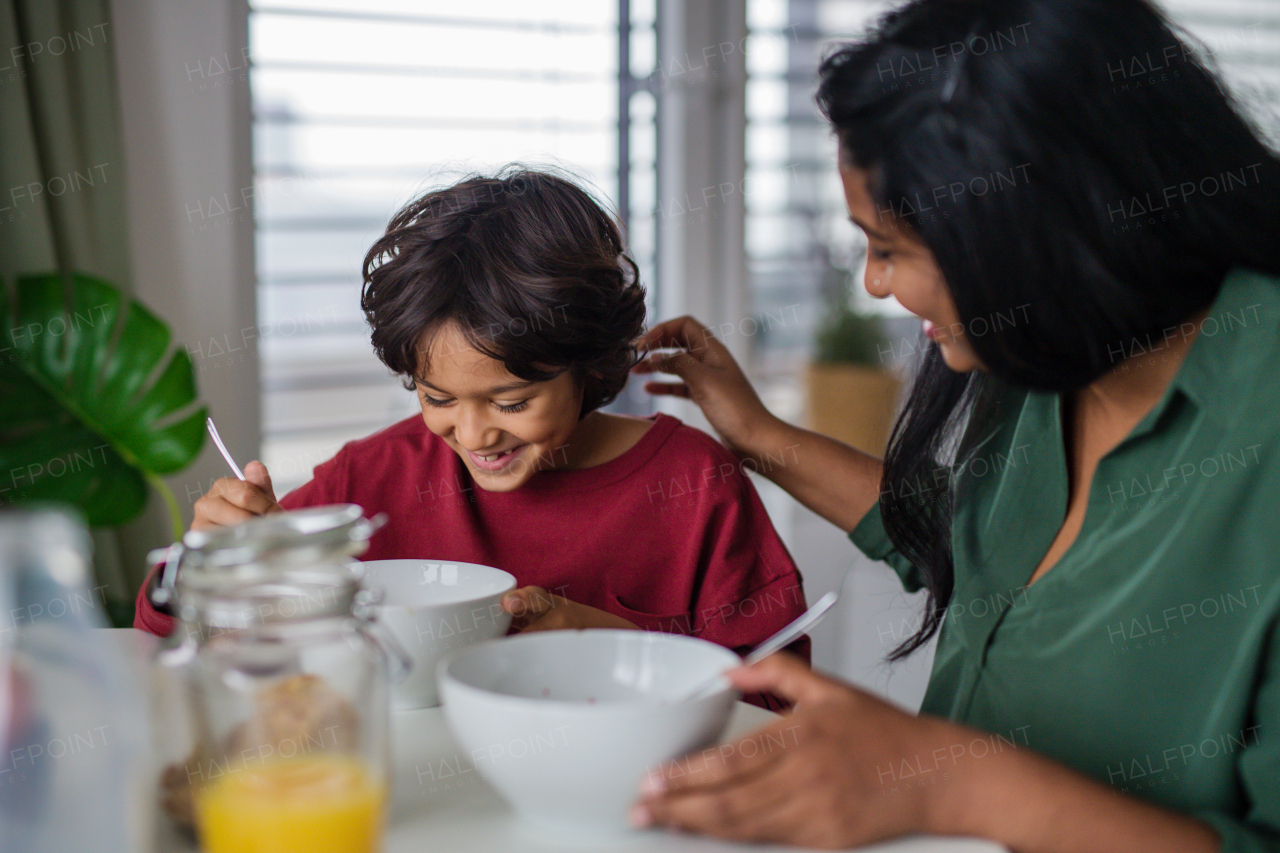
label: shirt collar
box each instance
[1124,267,1279,436]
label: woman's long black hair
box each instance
[816,0,1280,659]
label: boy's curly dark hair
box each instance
[361,166,646,417]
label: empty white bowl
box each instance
[361,559,517,708]
[438,629,740,832]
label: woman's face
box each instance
[414,321,584,492]
[839,163,983,373]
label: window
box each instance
[249,0,1276,489]
[249,0,656,492]
[1162,0,1280,143]
[742,0,896,420]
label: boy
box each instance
[136,168,808,708]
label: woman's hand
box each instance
[634,654,1223,853]
[191,461,283,531]
[502,586,640,633]
[631,653,959,848]
[633,316,781,459]
[635,315,884,534]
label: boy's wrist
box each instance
[145,567,176,617]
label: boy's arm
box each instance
[688,462,812,710]
[717,574,811,712]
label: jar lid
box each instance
[174,505,385,628]
[181,504,377,567]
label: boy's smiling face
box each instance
[414,322,584,492]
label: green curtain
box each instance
[1,0,140,626]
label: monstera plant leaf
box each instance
[0,272,206,532]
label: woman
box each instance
[630,0,1280,849]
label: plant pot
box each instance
[805,362,902,455]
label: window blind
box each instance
[249,0,655,492]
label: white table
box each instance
[107,630,1002,853]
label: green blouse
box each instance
[850,268,1280,852]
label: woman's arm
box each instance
[961,738,1221,853]
[636,316,884,532]
[740,417,885,534]
[634,655,1221,852]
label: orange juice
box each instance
[195,753,386,853]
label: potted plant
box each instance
[805,275,901,455]
[1,272,206,624]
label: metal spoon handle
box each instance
[206,417,245,480]
[681,590,839,702]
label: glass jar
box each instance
[1,507,152,853]
[150,505,408,853]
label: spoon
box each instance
[153,416,242,605]
[148,418,249,606]
[206,416,245,480]
[676,590,840,702]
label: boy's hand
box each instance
[503,586,639,633]
[633,316,780,460]
[191,461,283,531]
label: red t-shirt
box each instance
[135,413,808,707]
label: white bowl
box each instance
[362,559,517,708]
[438,630,740,832]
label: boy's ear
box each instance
[574,368,596,419]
